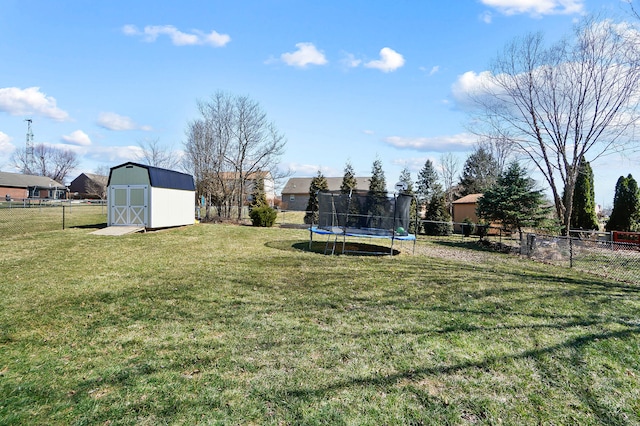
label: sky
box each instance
[1,0,639,208]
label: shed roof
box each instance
[0,171,65,189]
[108,162,195,191]
[282,177,371,194]
[452,193,483,204]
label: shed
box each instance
[452,193,483,224]
[107,162,195,229]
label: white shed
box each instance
[107,162,196,229]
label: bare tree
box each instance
[477,135,514,173]
[439,152,460,216]
[183,92,286,220]
[467,17,640,233]
[136,138,181,170]
[83,167,109,200]
[11,143,79,183]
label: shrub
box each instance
[462,217,474,237]
[249,205,277,227]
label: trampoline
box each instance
[309,190,417,255]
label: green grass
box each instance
[0,204,107,237]
[0,224,639,424]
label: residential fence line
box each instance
[3,204,639,284]
[0,200,107,236]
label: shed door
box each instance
[110,185,148,226]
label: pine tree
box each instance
[416,159,439,209]
[341,161,361,226]
[399,166,418,233]
[423,184,452,235]
[570,157,599,230]
[249,175,268,210]
[459,146,499,196]
[476,161,552,239]
[303,170,329,225]
[606,174,640,232]
[366,159,388,228]
[340,161,358,194]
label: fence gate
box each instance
[109,185,148,226]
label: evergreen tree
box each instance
[570,156,599,230]
[476,161,552,239]
[423,184,452,236]
[366,159,388,228]
[606,174,640,232]
[416,159,439,209]
[458,146,500,196]
[340,161,358,194]
[341,161,361,226]
[398,166,418,233]
[303,170,329,225]
[249,175,268,210]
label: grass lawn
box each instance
[0,224,638,424]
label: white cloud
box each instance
[0,131,15,156]
[97,112,152,131]
[340,52,362,69]
[480,11,493,23]
[61,130,91,146]
[87,145,144,163]
[451,70,498,110]
[429,66,440,76]
[123,24,231,47]
[384,133,477,152]
[364,47,405,73]
[281,42,328,68]
[282,162,337,176]
[0,87,70,121]
[480,0,585,17]
[392,156,439,172]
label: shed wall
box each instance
[452,203,479,224]
[110,165,151,186]
[149,187,195,228]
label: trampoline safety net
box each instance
[316,191,414,237]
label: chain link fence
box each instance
[0,200,107,237]
[522,233,640,284]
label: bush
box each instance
[462,218,475,237]
[249,206,278,227]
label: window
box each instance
[289,195,295,201]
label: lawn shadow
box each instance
[70,223,108,230]
[265,240,401,256]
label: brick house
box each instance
[0,171,66,201]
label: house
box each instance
[281,177,371,211]
[0,171,66,201]
[69,173,108,199]
[219,170,276,206]
[452,193,483,224]
[107,162,195,229]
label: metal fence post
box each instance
[569,237,573,268]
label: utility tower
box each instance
[25,119,34,173]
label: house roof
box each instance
[0,171,65,189]
[452,193,483,204]
[108,162,195,191]
[71,173,108,186]
[282,177,371,194]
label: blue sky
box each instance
[0,0,637,208]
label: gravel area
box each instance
[411,240,519,263]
